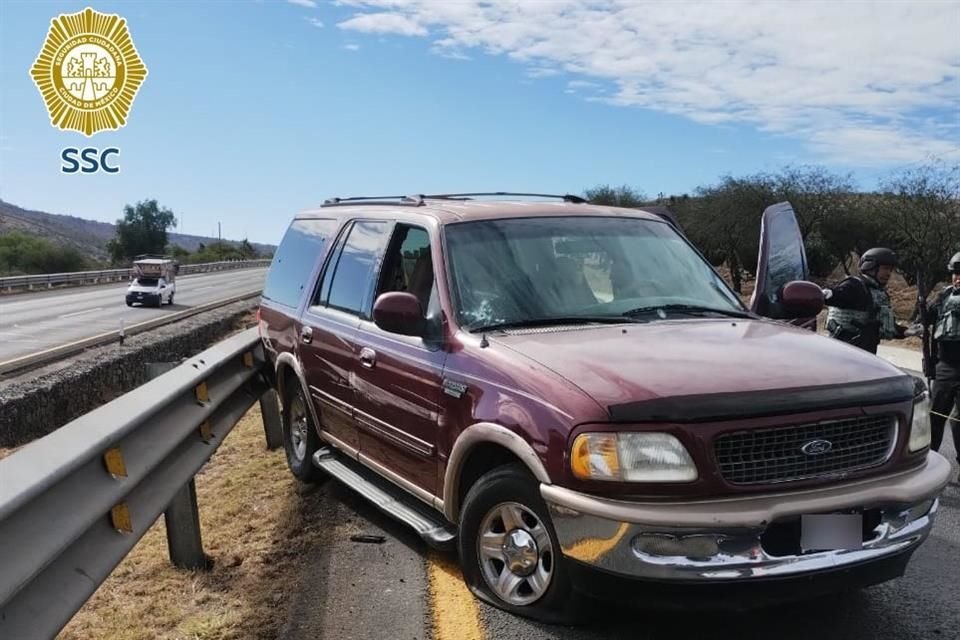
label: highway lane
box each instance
[0,268,267,363]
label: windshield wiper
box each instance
[469,316,636,333]
[622,304,752,319]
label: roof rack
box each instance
[321,195,425,207]
[320,192,588,207]
[420,192,587,204]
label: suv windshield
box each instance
[444,216,745,331]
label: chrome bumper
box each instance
[542,451,950,582]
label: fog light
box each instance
[632,533,720,559]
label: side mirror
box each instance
[779,280,824,318]
[373,292,424,336]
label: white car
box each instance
[125,276,175,307]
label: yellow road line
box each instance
[428,552,485,640]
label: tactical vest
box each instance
[934,288,960,341]
[825,278,897,340]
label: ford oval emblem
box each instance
[801,439,833,456]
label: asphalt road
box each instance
[0,268,267,363]
[284,447,959,640]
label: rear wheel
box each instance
[458,464,579,624]
[282,383,323,482]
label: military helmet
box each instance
[859,247,897,272]
[948,252,960,273]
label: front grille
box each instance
[714,415,897,485]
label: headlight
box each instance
[571,432,698,482]
[909,390,932,452]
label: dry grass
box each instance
[59,406,319,640]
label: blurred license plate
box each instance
[801,514,862,551]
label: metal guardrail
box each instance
[0,289,264,376]
[0,327,282,639]
[0,259,272,291]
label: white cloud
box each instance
[287,0,318,8]
[526,67,560,78]
[566,79,603,94]
[306,17,324,28]
[334,0,960,165]
[344,44,361,51]
[338,12,428,37]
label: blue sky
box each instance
[1,0,958,245]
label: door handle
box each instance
[359,347,376,369]
[301,326,313,344]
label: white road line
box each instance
[58,307,104,319]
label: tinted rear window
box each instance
[263,218,337,307]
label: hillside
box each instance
[0,200,275,264]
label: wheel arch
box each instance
[274,352,322,433]
[443,423,551,523]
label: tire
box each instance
[126,300,133,307]
[458,464,580,624]
[282,383,323,482]
[167,292,175,306]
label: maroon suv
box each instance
[257,193,950,621]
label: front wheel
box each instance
[457,464,579,624]
[282,383,323,482]
[167,292,175,305]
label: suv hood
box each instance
[491,319,912,422]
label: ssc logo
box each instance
[29,6,148,136]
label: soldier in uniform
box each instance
[822,247,908,354]
[924,252,960,465]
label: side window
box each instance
[376,225,433,314]
[314,224,350,306]
[262,218,337,307]
[326,220,391,316]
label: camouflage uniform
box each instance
[928,285,960,463]
[824,275,903,354]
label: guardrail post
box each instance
[147,361,210,570]
[165,479,209,570]
[259,388,283,450]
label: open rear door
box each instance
[749,201,814,328]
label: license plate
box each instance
[800,514,862,552]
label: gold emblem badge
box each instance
[29,6,148,136]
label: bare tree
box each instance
[875,161,960,290]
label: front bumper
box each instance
[543,451,950,583]
[126,293,160,305]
